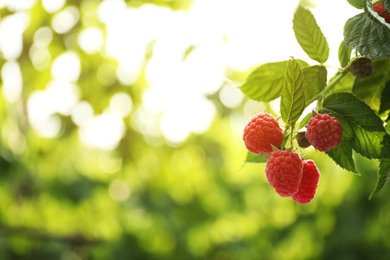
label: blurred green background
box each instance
[0,0,389,259]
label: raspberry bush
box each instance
[240,0,390,202]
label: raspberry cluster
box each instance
[243,112,342,204]
[265,150,320,203]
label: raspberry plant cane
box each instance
[240,2,390,201]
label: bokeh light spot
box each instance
[1,61,23,103]
[109,92,133,118]
[42,0,65,13]
[78,26,104,54]
[51,6,80,34]
[219,83,244,108]
[97,63,117,86]
[71,101,94,127]
[51,51,81,82]
[109,179,130,202]
[80,111,126,150]
[33,26,53,48]
[0,12,29,60]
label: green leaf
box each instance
[281,58,305,125]
[346,0,365,9]
[338,40,352,67]
[322,92,390,159]
[303,65,327,103]
[353,59,390,111]
[326,140,359,174]
[385,0,390,9]
[352,126,386,158]
[293,5,330,63]
[379,80,390,114]
[239,60,309,102]
[369,159,390,199]
[343,2,390,59]
[239,61,289,102]
[245,152,267,164]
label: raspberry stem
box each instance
[280,126,290,150]
[306,65,349,108]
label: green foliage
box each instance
[293,5,329,63]
[281,58,306,125]
[379,81,390,114]
[240,4,390,198]
[245,152,267,164]
[239,61,289,102]
[2,1,390,259]
[322,92,389,159]
[344,1,390,59]
[352,58,390,111]
[303,65,327,102]
[239,60,308,102]
[346,0,366,9]
[338,40,352,68]
[385,0,390,9]
[370,159,390,199]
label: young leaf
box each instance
[369,159,390,199]
[322,92,390,159]
[281,58,305,125]
[293,5,330,63]
[239,60,309,102]
[344,2,390,59]
[245,152,267,164]
[338,40,352,67]
[303,65,327,103]
[239,61,289,102]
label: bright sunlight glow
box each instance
[4,0,360,147]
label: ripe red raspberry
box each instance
[291,160,320,204]
[243,113,283,154]
[373,2,390,23]
[265,150,303,197]
[306,113,342,152]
